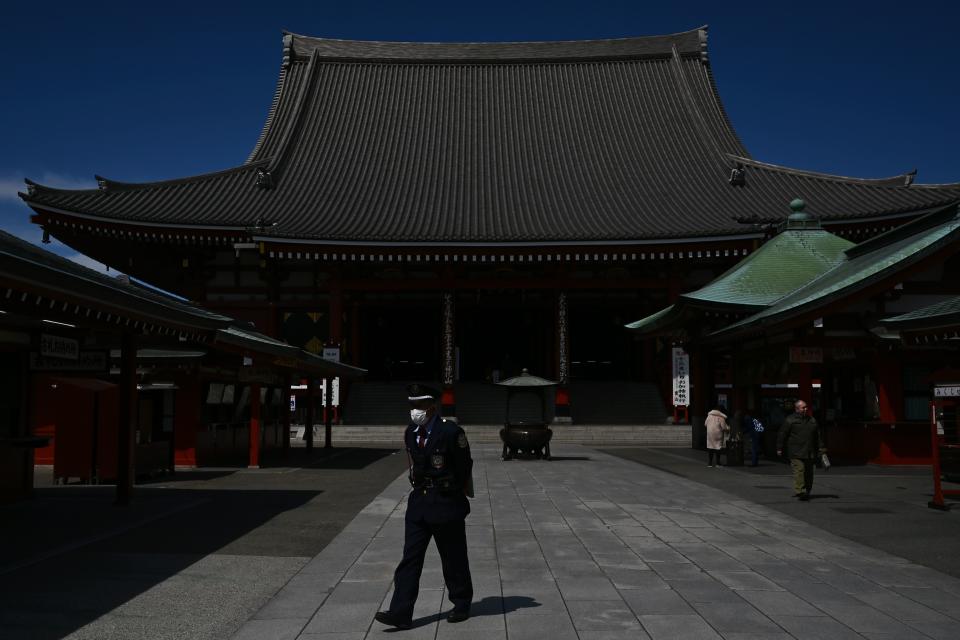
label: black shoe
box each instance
[798,493,810,501]
[375,611,412,629]
[447,609,471,623]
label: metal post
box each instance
[305,378,314,451]
[324,377,332,449]
[248,382,261,469]
[116,331,137,505]
[929,400,947,510]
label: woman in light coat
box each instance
[705,406,730,467]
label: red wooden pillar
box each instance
[797,363,813,406]
[441,292,457,420]
[174,371,201,467]
[249,382,261,469]
[329,287,343,346]
[875,354,902,423]
[350,301,361,366]
[116,331,137,506]
[553,291,572,423]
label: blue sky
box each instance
[2,0,958,269]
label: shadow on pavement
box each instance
[406,595,542,628]
[296,447,400,470]
[0,446,408,640]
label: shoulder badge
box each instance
[457,432,468,448]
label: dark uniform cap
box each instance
[407,383,441,402]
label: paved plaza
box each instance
[230,445,960,640]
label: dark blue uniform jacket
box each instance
[405,416,473,524]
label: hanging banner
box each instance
[320,377,341,407]
[672,347,689,407]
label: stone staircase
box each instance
[455,382,552,424]
[337,378,682,446]
[569,381,668,425]
[342,381,430,425]
[323,424,690,446]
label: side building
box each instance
[20,28,960,425]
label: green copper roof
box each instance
[710,206,960,339]
[682,229,854,308]
[624,304,680,332]
[881,296,960,329]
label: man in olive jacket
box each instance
[776,399,822,501]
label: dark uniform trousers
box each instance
[389,418,473,620]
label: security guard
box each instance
[375,384,474,630]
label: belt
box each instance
[412,477,455,490]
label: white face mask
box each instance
[410,409,429,426]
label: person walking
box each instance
[742,410,764,467]
[705,405,730,467]
[375,384,474,630]
[777,399,822,501]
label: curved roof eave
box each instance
[726,154,919,187]
[283,26,709,63]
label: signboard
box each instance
[672,347,689,407]
[829,347,856,361]
[789,346,823,364]
[290,395,296,412]
[40,333,79,360]
[934,386,960,398]
[29,350,107,372]
[322,347,340,362]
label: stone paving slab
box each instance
[231,445,960,639]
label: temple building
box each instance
[629,200,960,463]
[19,27,960,425]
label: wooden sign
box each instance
[789,346,823,363]
[29,350,107,372]
[40,333,78,360]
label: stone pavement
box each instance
[232,445,960,640]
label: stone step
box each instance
[343,379,670,426]
[312,424,690,446]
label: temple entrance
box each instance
[456,291,552,382]
[569,296,645,381]
[357,297,441,380]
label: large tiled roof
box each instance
[21,29,960,245]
